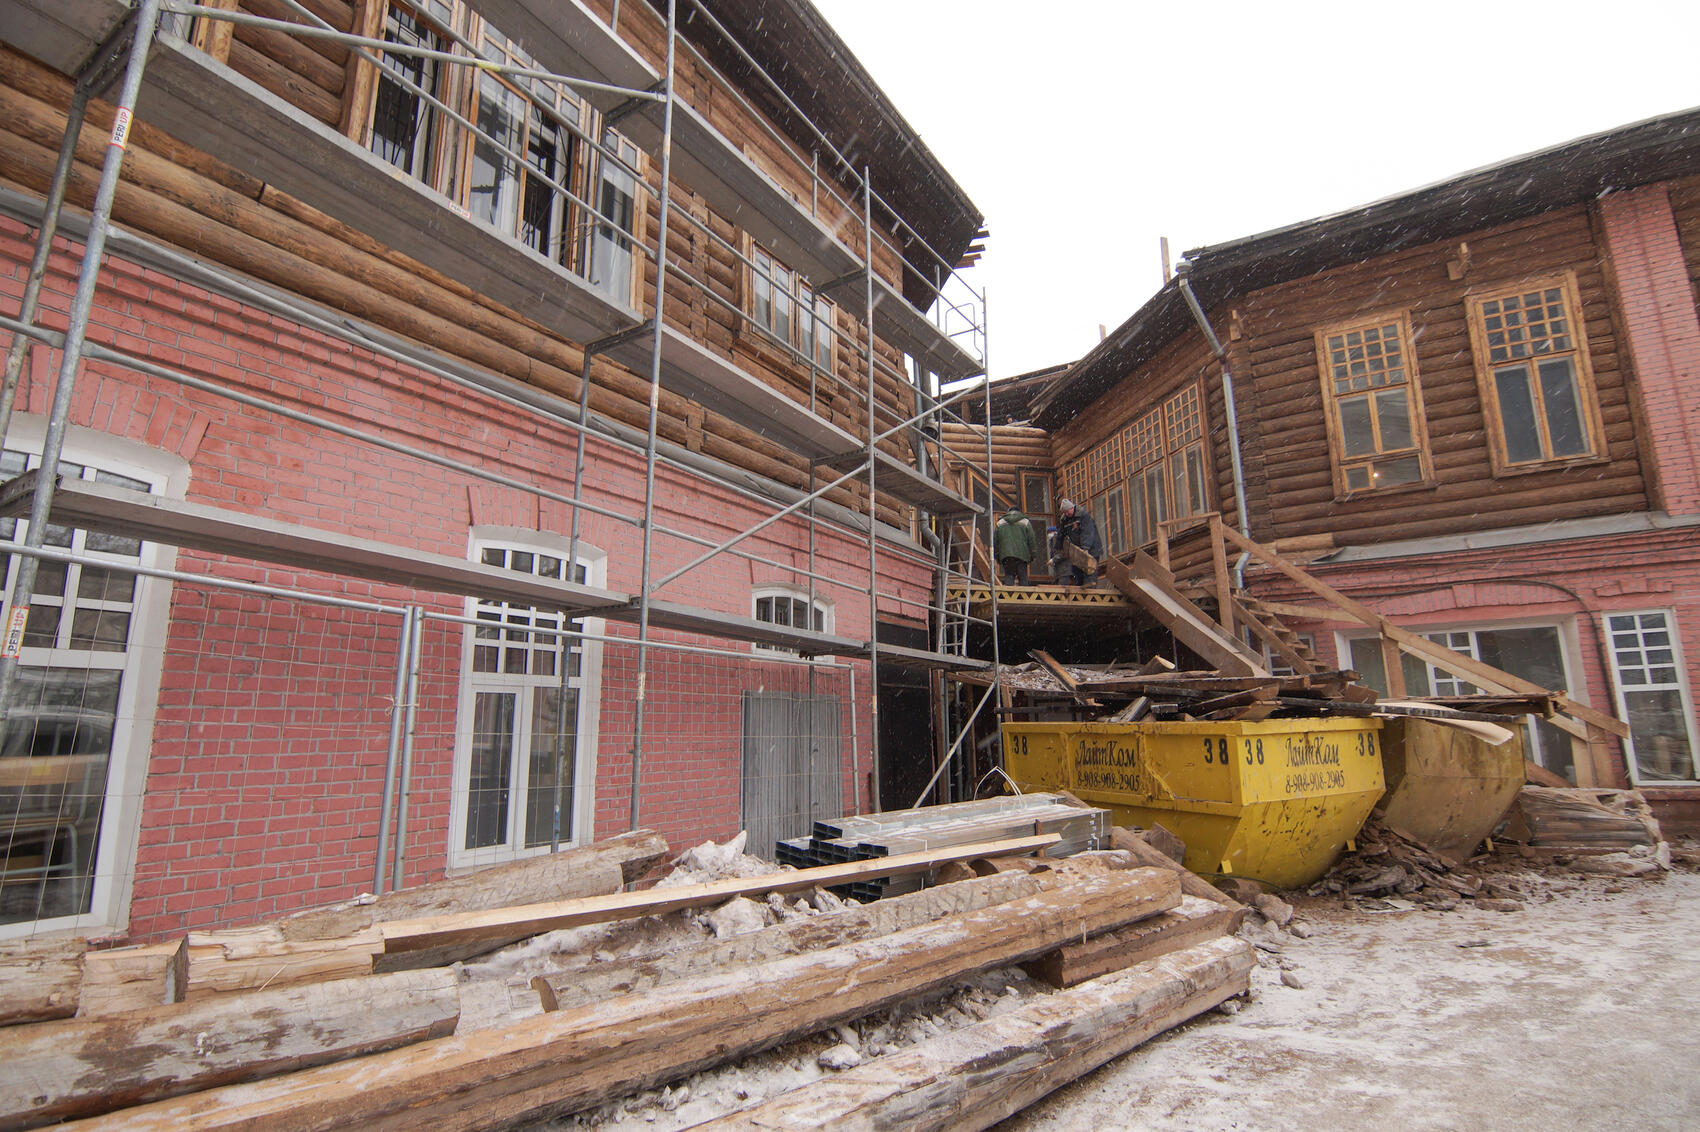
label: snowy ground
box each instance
[471,838,1699,1131]
[1000,861,1700,1132]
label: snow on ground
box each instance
[1000,858,1700,1132]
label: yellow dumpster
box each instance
[1002,718,1385,890]
[1375,717,1525,861]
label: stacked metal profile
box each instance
[775,794,1111,901]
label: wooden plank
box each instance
[66,870,1174,1132]
[1210,516,1234,636]
[531,870,1050,1012]
[0,970,458,1130]
[377,835,1060,964]
[1525,759,1573,788]
[694,936,1255,1132]
[185,928,383,1000]
[0,938,86,1026]
[337,0,386,141]
[280,831,665,940]
[1106,825,1246,922]
[75,940,186,1019]
[190,0,240,64]
[1113,551,1265,677]
[1229,596,1315,674]
[1023,895,1237,988]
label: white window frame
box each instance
[751,585,833,657]
[447,528,605,870]
[1603,609,1699,786]
[1335,617,1587,776]
[0,414,183,940]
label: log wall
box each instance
[1050,205,1654,550]
[1670,174,1700,315]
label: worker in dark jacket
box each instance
[1053,498,1103,587]
[992,506,1039,585]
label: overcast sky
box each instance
[811,0,1700,380]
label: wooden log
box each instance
[0,938,86,1026]
[693,936,1255,1132]
[1022,895,1238,988]
[75,940,186,1019]
[279,831,666,940]
[377,834,1061,966]
[0,970,458,1131]
[185,927,382,1000]
[530,869,1051,1012]
[58,870,1180,1132]
[1106,826,1246,925]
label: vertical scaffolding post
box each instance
[628,0,677,831]
[0,82,93,448]
[862,167,881,811]
[374,604,416,895]
[391,604,424,891]
[556,350,594,850]
[0,0,163,733]
[981,286,1000,800]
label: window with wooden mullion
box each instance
[1119,383,1209,548]
[749,245,835,371]
[1466,274,1604,473]
[1315,313,1432,496]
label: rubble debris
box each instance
[1504,787,1665,855]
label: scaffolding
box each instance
[0,0,1002,914]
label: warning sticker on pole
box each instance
[1,606,28,658]
[109,107,133,151]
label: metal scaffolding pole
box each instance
[862,167,881,811]
[0,0,164,732]
[374,604,417,895]
[628,0,677,831]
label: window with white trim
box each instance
[1345,623,1578,780]
[1604,610,1697,784]
[0,426,179,937]
[451,534,604,867]
[748,245,835,371]
[752,588,832,656]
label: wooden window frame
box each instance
[1314,310,1435,499]
[1119,381,1211,549]
[742,239,836,373]
[1464,271,1607,477]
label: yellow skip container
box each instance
[1002,718,1386,890]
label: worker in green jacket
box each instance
[992,506,1040,585]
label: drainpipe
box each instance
[1175,262,1250,589]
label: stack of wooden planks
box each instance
[0,826,1253,1130]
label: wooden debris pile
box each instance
[1303,819,1529,912]
[0,818,1255,1131]
[1001,656,1541,727]
[1499,786,1671,877]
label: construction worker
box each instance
[1053,498,1103,587]
[993,505,1039,585]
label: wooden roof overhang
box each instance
[1033,104,1700,429]
[654,0,985,311]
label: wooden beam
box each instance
[531,870,1049,1012]
[691,936,1255,1132]
[1107,825,1245,922]
[1228,596,1315,675]
[190,0,240,65]
[71,871,1177,1131]
[1209,515,1234,637]
[1022,895,1238,988]
[75,940,186,1019]
[0,938,86,1027]
[0,970,458,1129]
[338,0,386,142]
[377,835,1060,964]
[1117,552,1265,677]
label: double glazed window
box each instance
[1467,276,1603,473]
[454,540,602,865]
[749,246,835,371]
[1316,314,1431,495]
[753,589,831,656]
[0,444,170,934]
[1346,624,1577,781]
[367,2,640,305]
[1604,611,1697,784]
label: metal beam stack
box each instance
[776,794,1110,900]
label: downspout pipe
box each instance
[1175,263,1251,589]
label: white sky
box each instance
[811,0,1700,380]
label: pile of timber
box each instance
[778,793,1111,898]
[1002,658,1553,727]
[1498,787,1671,877]
[0,826,1254,1130]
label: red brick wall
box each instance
[0,214,928,940]
[1599,185,1700,516]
